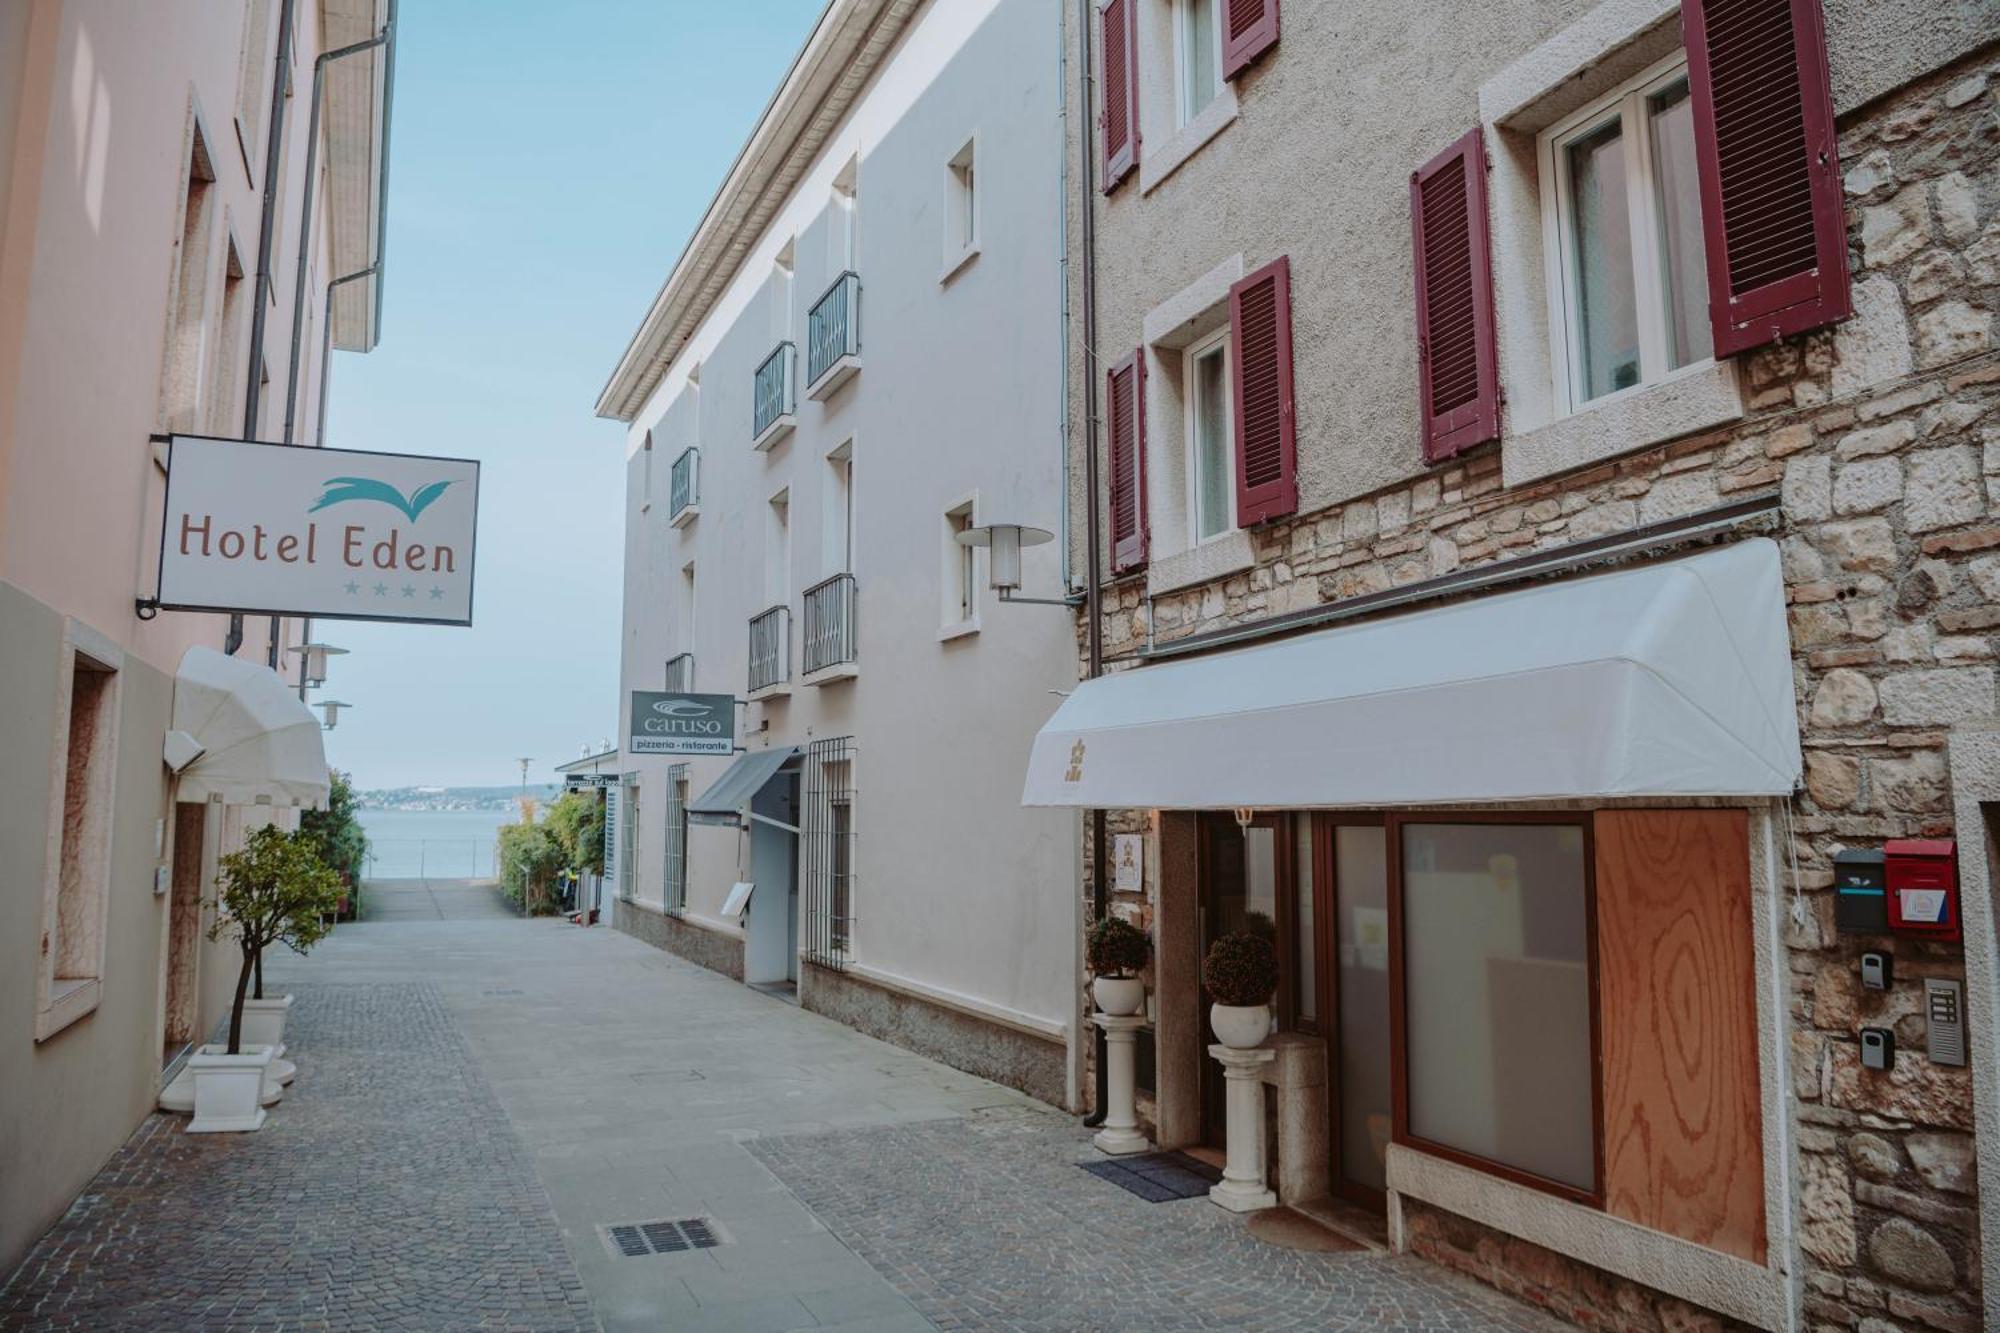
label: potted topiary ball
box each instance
[1203,932,1277,1049]
[1086,916,1150,1016]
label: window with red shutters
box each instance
[1107,348,1147,574]
[1222,0,1279,80]
[1229,257,1297,526]
[1100,0,1139,192]
[1683,0,1850,357]
[1410,128,1501,464]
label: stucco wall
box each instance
[613,0,1080,1073]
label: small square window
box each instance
[1184,330,1233,544]
[1175,0,1222,127]
[1543,58,1713,413]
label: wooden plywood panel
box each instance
[1595,810,1765,1264]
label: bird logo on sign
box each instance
[310,476,453,521]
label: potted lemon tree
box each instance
[187,826,340,1133]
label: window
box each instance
[772,241,795,343]
[1290,816,1316,1030]
[233,0,274,180]
[640,431,653,510]
[765,490,790,609]
[1184,329,1232,544]
[618,779,639,902]
[1400,819,1594,1195]
[802,738,856,969]
[942,498,978,633]
[1543,59,1713,411]
[943,136,979,277]
[825,440,854,575]
[164,124,219,433]
[1175,0,1222,126]
[662,764,688,914]
[830,156,858,273]
[37,631,121,1040]
[679,561,696,652]
[210,236,247,432]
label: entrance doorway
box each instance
[163,801,206,1067]
[1192,811,1393,1208]
[1321,818,1392,1207]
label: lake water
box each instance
[356,808,513,880]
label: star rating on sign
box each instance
[373,583,389,596]
[401,584,416,598]
[429,586,445,600]
[344,581,361,595]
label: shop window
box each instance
[1399,819,1595,1196]
[1289,815,1316,1031]
[663,764,688,914]
[37,632,121,1041]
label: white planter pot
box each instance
[238,994,293,1056]
[1209,1002,1271,1050]
[1092,976,1145,1017]
[187,1044,275,1133]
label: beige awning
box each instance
[169,648,330,809]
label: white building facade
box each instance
[596,0,1081,1106]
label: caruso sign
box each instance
[155,435,480,626]
[629,691,736,756]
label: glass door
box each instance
[1326,820,1393,1205]
[1197,812,1286,1147]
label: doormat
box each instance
[1078,1151,1222,1202]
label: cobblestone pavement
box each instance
[749,1112,1574,1333]
[0,981,593,1332]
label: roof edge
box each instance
[594,0,924,423]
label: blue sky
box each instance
[320,0,824,790]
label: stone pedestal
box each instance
[1208,1043,1277,1212]
[1092,1015,1152,1155]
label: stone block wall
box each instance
[1078,43,2000,1331]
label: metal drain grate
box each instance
[602,1217,724,1259]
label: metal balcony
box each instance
[663,653,694,693]
[752,342,796,449]
[669,447,699,527]
[802,574,857,681]
[748,604,791,696]
[806,271,861,399]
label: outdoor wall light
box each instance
[289,641,349,688]
[1233,808,1256,831]
[319,700,352,731]
[956,522,1079,607]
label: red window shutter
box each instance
[1229,257,1297,526]
[1222,0,1279,79]
[1684,0,1850,356]
[1107,348,1147,573]
[1100,0,1139,192]
[1410,127,1500,464]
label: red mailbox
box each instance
[1885,839,1959,940]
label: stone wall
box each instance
[615,902,745,981]
[1079,42,2000,1332]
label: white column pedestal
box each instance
[1091,1014,1152,1155]
[1207,1043,1277,1212]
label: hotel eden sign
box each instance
[153,435,481,626]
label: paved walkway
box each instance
[2,887,1571,1333]
[360,876,520,921]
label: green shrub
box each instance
[299,769,368,892]
[497,818,564,915]
[1202,932,1278,1007]
[1086,916,1150,977]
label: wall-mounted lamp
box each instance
[955,522,1078,607]
[288,641,349,688]
[1233,808,1256,831]
[319,700,352,731]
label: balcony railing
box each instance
[748,605,791,694]
[802,573,857,677]
[753,342,795,447]
[806,271,861,396]
[663,653,694,693]
[670,447,699,525]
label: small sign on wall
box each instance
[1113,833,1143,894]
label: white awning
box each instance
[169,647,330,809]
[1024,539,1799,809]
